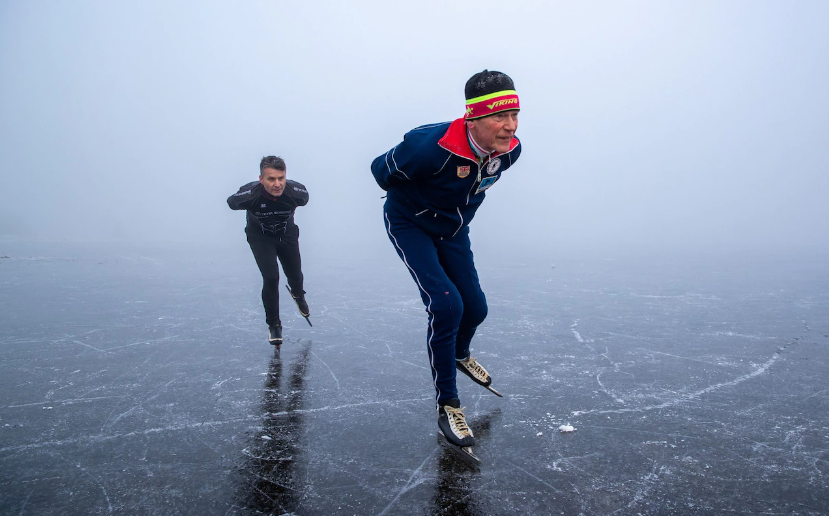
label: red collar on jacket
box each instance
[438,117,519,161]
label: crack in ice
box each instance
[572,344,788,417]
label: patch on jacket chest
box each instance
[457,166,470,178]
[475,175,498,195]
[486,158,501,175]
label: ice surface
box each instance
[1,242,828,514]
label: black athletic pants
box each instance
[246,224,304,326]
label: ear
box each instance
[466,119,482,140]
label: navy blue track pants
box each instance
[384,205,488,405]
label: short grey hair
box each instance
[260,156,286,173]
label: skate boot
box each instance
[268,323,282,346]
[285,285,312,326]
[291,292,309,317]
[437,399,481,466]
[438,399,475,447]
[456,356,503,397]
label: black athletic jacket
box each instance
[227,180,309,234]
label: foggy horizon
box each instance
[2,1,828,258]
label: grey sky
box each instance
[1,1,827,258]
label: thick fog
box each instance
[1,1,828,260]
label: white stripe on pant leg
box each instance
[385,212,442,404]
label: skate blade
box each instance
[457,366,503,397]
[438,433,481,467]
[303,316,312,327]
[485,385,503,397]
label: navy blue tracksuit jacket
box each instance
[371,118,521,405]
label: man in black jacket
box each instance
[227,156,310,345]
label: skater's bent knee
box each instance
[430,298,464,326]
[464,300,488,327]
[476,301,489,321]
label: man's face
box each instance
[260,167,287,196]
[467,110,519,154]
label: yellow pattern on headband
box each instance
[465,90,518,105]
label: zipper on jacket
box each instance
[451,207,464,238]
[466,163,481,205]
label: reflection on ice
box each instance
[235,343,311,514]
[431,409,501,516]
[1,243,828,514]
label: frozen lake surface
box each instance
[1,242,828,515]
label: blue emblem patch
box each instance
[475,175,498,195]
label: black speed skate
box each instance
[437,399,481,466]
[285,285,312,326]
[456,356,503,397]
[268,323,282,346]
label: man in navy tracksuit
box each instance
[371,70,521,450]
[228,156,310,347]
